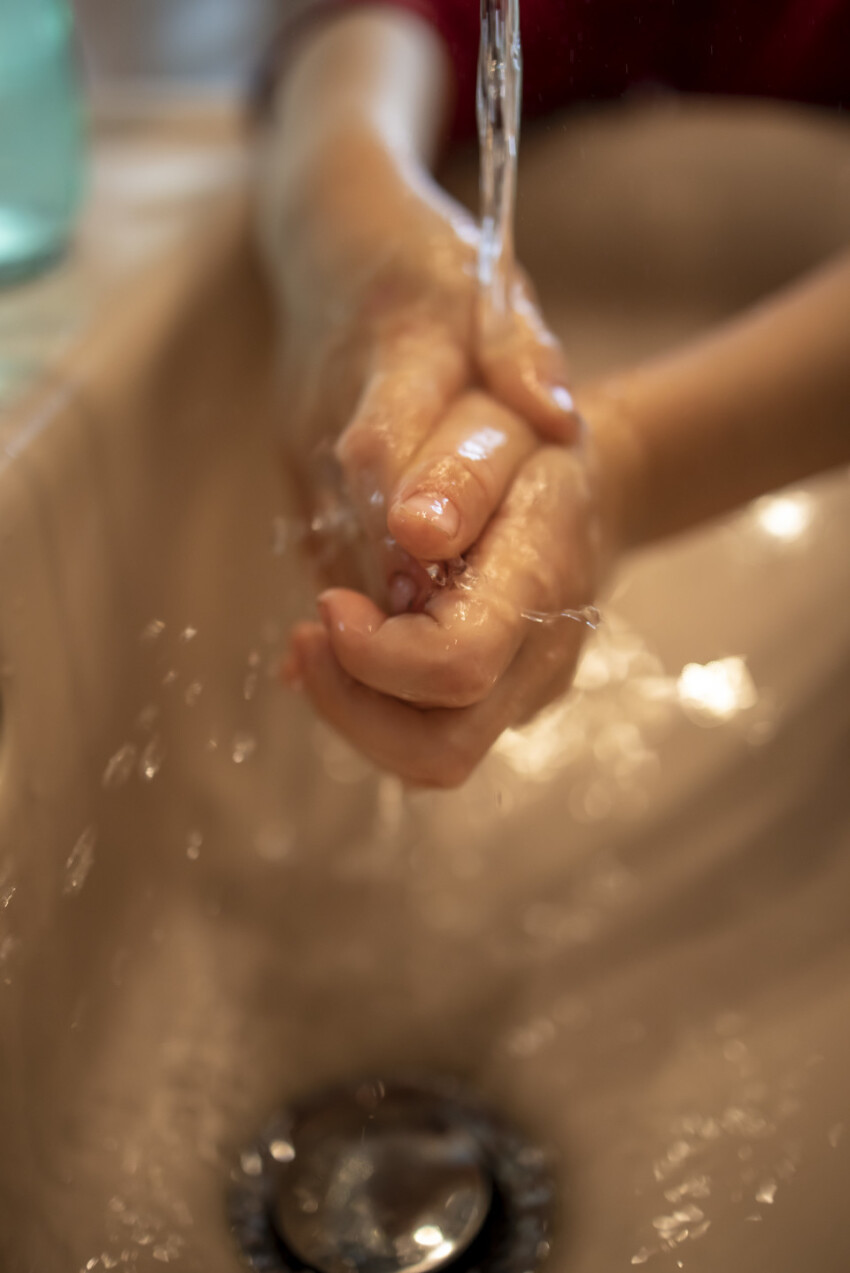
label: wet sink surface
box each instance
[0,101,849,1273]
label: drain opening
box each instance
[230,1077,555,1273]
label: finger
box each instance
[477,277,585,444]
[286,611,584,788]
[315,446,594,708]
[387,390,536,561]
[335,323,468,540]
[285,621,484,787]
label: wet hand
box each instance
[262,136,582,604]
[283,413,616,788]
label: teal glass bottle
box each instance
[0,0,86,283]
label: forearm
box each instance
[586,251,850,551]
[265,10,449,202]
[259,8,454,299]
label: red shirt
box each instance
[324,0,850,136]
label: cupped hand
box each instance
[283,403,623,788]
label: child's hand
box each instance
[262,133,581,604]
[283,400,626,788]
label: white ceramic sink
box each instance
[0,98,848,1273]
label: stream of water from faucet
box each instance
[477,0,522,327]
[475,2,599,632]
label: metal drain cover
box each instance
[230,1077,555,1273]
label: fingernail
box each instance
[316,593,336,631]
[397,493,460,540]
[389,572,418,614]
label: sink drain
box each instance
[230,1076,555,1273]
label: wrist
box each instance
[574,381,649,560]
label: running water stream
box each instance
[474,2,599,630]
[477,0,523,328]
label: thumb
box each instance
[477,281,585,444]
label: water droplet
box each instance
[631,1250,652,1266]
[756,1180,777,1205]
[243,671,258,701]
[240,1150,263,1176]
[664,1176,711,1203]
[521,604,601,628]
[184,680,202,706]
[102,743,137,790]
[269,1138,296,1163]
[0,874,15,909]
[232,734,256,764]
[828,1122,844,1148]
[136,704,159,732]
[65,828,96,895]
[653,1207,704,1235]
[186,831,203,861]
[179,626,198,643]
[139,737,164,781]
[161,669,178,687]
[140,619,165,643]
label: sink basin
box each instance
[0,99,848,1273]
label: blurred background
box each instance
[72,0,281,95]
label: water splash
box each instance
[521,604,601,629]
[102,743,137,790]
[64,827,96,895]
[232,733,256,765]
[139,736,165,781]
[139,619,165,643]
[184,680,203,707]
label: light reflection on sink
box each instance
[0,100,848,1273]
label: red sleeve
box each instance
[273,0,849,135]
